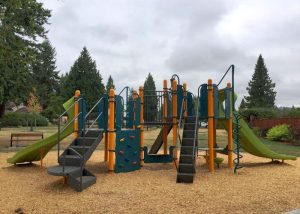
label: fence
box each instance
[252,118,300,135]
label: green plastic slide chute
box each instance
[217,89,296,161]
[7,97,75,164]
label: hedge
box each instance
[0,112,48,127]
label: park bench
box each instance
[10,132,44,147]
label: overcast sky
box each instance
[41,0,300,107]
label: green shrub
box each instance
[266,124,293,141]
[0,112,48,127]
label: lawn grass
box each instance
[1,126,300,157]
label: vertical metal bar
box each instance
[227,83,233,168]
[139,86,144,166]
[208,80,214,172]
[172,80,178,164]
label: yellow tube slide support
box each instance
[227,83,233,168]
[108,89,115,172]
[208,79,214,172]
[172,80,178,162]
[163,80,168,155]
[74,90,80,138]
[139,86,144,166]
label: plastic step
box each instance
[179,155,194,164]
[176,172,194,183]
[180,146,194,155]
[178,163,195,173]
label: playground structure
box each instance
[7,65,297,191]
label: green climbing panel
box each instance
[115,129,141,173]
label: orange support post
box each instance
[139,86,144,166]
[208,79,214,172]
[172,80,178,163]
[74,90,80,138]
[108,89,115,172]
[163,80,168,155]
[227,83,233,168]
[183,83,187,118]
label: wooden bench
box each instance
[10,132,44,147]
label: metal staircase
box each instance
[48,129,103,191]
[176,116,198,183]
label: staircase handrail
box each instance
[176,97,186,148]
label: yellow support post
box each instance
[74,90,80,138]
[108,89,115,172]
[139,86,144,166]
[163,80,168,155]
[183,83,187,118]
[227,83,233,168]
[208,79,214,172]
[172,80,178,163]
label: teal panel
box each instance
[177,85,184,116]
[98,94,108,130]
[213,84,219,119]
[187,92,194,116]
[115,129,141,173]
[143,146,175,163]
[199,84,208,118]
[134,97,140,127]
[126,99,134,128]
[225,88,230,119]
[115,95,123,131]
[78,97,87,133]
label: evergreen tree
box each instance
[63,47,105,106]
[245,54,276,108]
[239,98,247,110]
[105,75,115,92]
[0,1,51,118]
[143,73,158,122]
[32,39,60,109]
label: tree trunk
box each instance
[0,103,5,118]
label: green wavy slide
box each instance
[218,90,296,161]
[7,97,75,164]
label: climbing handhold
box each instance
[129,135,135,139]
[120,138,125,142]
[132,161,137,165]
[119,150,124,155]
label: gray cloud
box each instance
[42,0,300,107]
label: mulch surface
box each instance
[0,151,299,213]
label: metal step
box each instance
[70,145,91,155]
[181,138,194,146]
[179,155,194,164]
[183,123,196,130]
[68,169,96,192]
[183,130,195,138]
[59,155,82,166]
[178,163,195,173]
[185,116,197,123]
[84,129,103,138]
[74,137,97,147]
[47,166,81,176]
[180,146,194,155]
[176,172,194,183]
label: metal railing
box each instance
[217,64,235,111]
[176,97,186,147]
